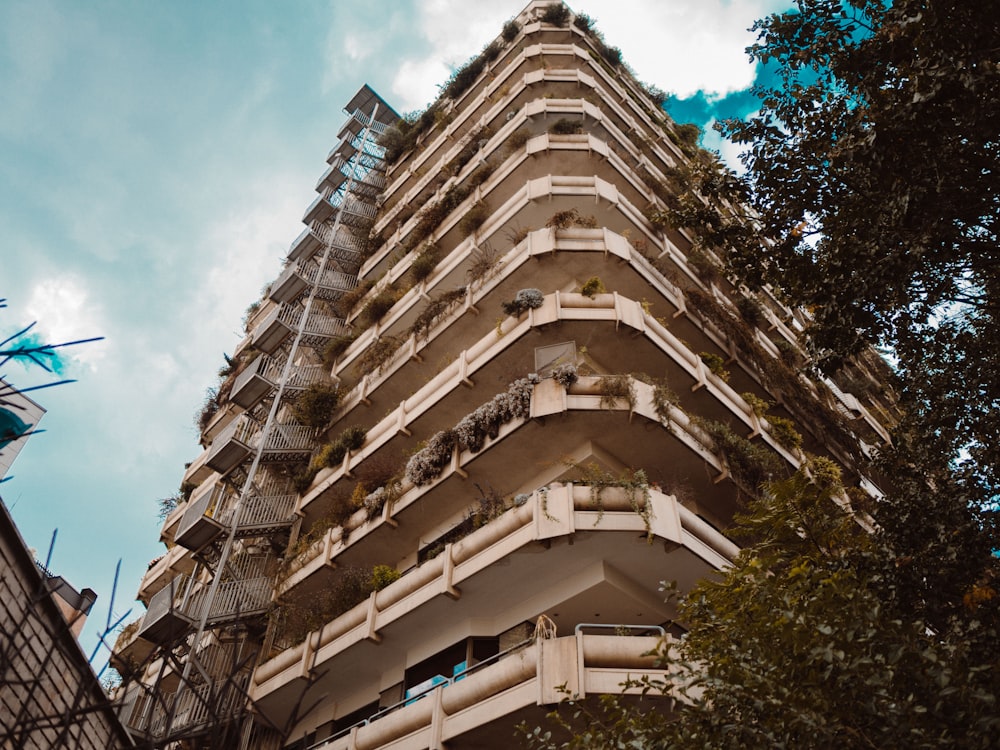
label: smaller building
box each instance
[0,377,45,481]
[0,496,132,748]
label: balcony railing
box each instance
[206,413,315,475]
[251,302,349,354]
[205,414,257,475]
[304,633,668,750]
[270,260,359,305]
[137,576,195,645]
[231,353,326,409]
[142,672,251,739]
[177,480,297,551]
[186,576,272,628]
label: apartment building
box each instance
[114,3,893,748]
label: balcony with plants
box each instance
[304,630,673,750]
[253,477,734,728]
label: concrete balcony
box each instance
[306,633,671,750]
[230,353,326,410]
[254,482,719,733]
[288,221,328,262]
[137,545,196,604]
[303,186,337,225]
[250,302,349,355]
[270,260,359,305]
[205,414,257,475]
[137,576,195,645]
[111,618,155,674]
[175,479,297,551]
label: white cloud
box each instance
[192,176,305,351]
[373,0,788,109]
[24,276,108,370]
[391,56,452,112]
[561,0,788,98]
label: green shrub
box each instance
[736,295,765,327]
[339,425,367,451]
[292,384,341,428]
[699,419,785,494]
[502,19,520,42]
[334,280,374,318]
[369,564,401,591]
[293,467,318,494]
[767,415,803,451]
[545,207,596,229]
[322,335,356,368]
[540,3,570,26]
[599,374,636,410]
[410,246,440,283]
[362,288,401,326]
[572,12,594,32]
[505,128,532,152]
[580,276,606,298]
[459,201,490,235]
[548,118,583,135]
[700,352,730,381]
[741,392,772,417]
[355,336,401,375]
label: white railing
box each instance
[201,577,272,624]
[147,673,248,737]
[214,413,260,449]
[234,491,297,529]
[252,422,314,453]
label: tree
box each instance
[523,2,1000,745]
[522,460,1000,749]
[719,0,999,492]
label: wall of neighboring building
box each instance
[0,501,133,750]
[0,378,45,480]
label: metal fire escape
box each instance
[119,85,399,749]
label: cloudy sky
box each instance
[0,0,790,670]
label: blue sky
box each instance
[0,0,789,671]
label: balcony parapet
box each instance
[261,484,712,695]
[284,480,737,600]
[308,291,803,503]
[307,632,669,750]
[137,544,196,604]
[378,39,682,220]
